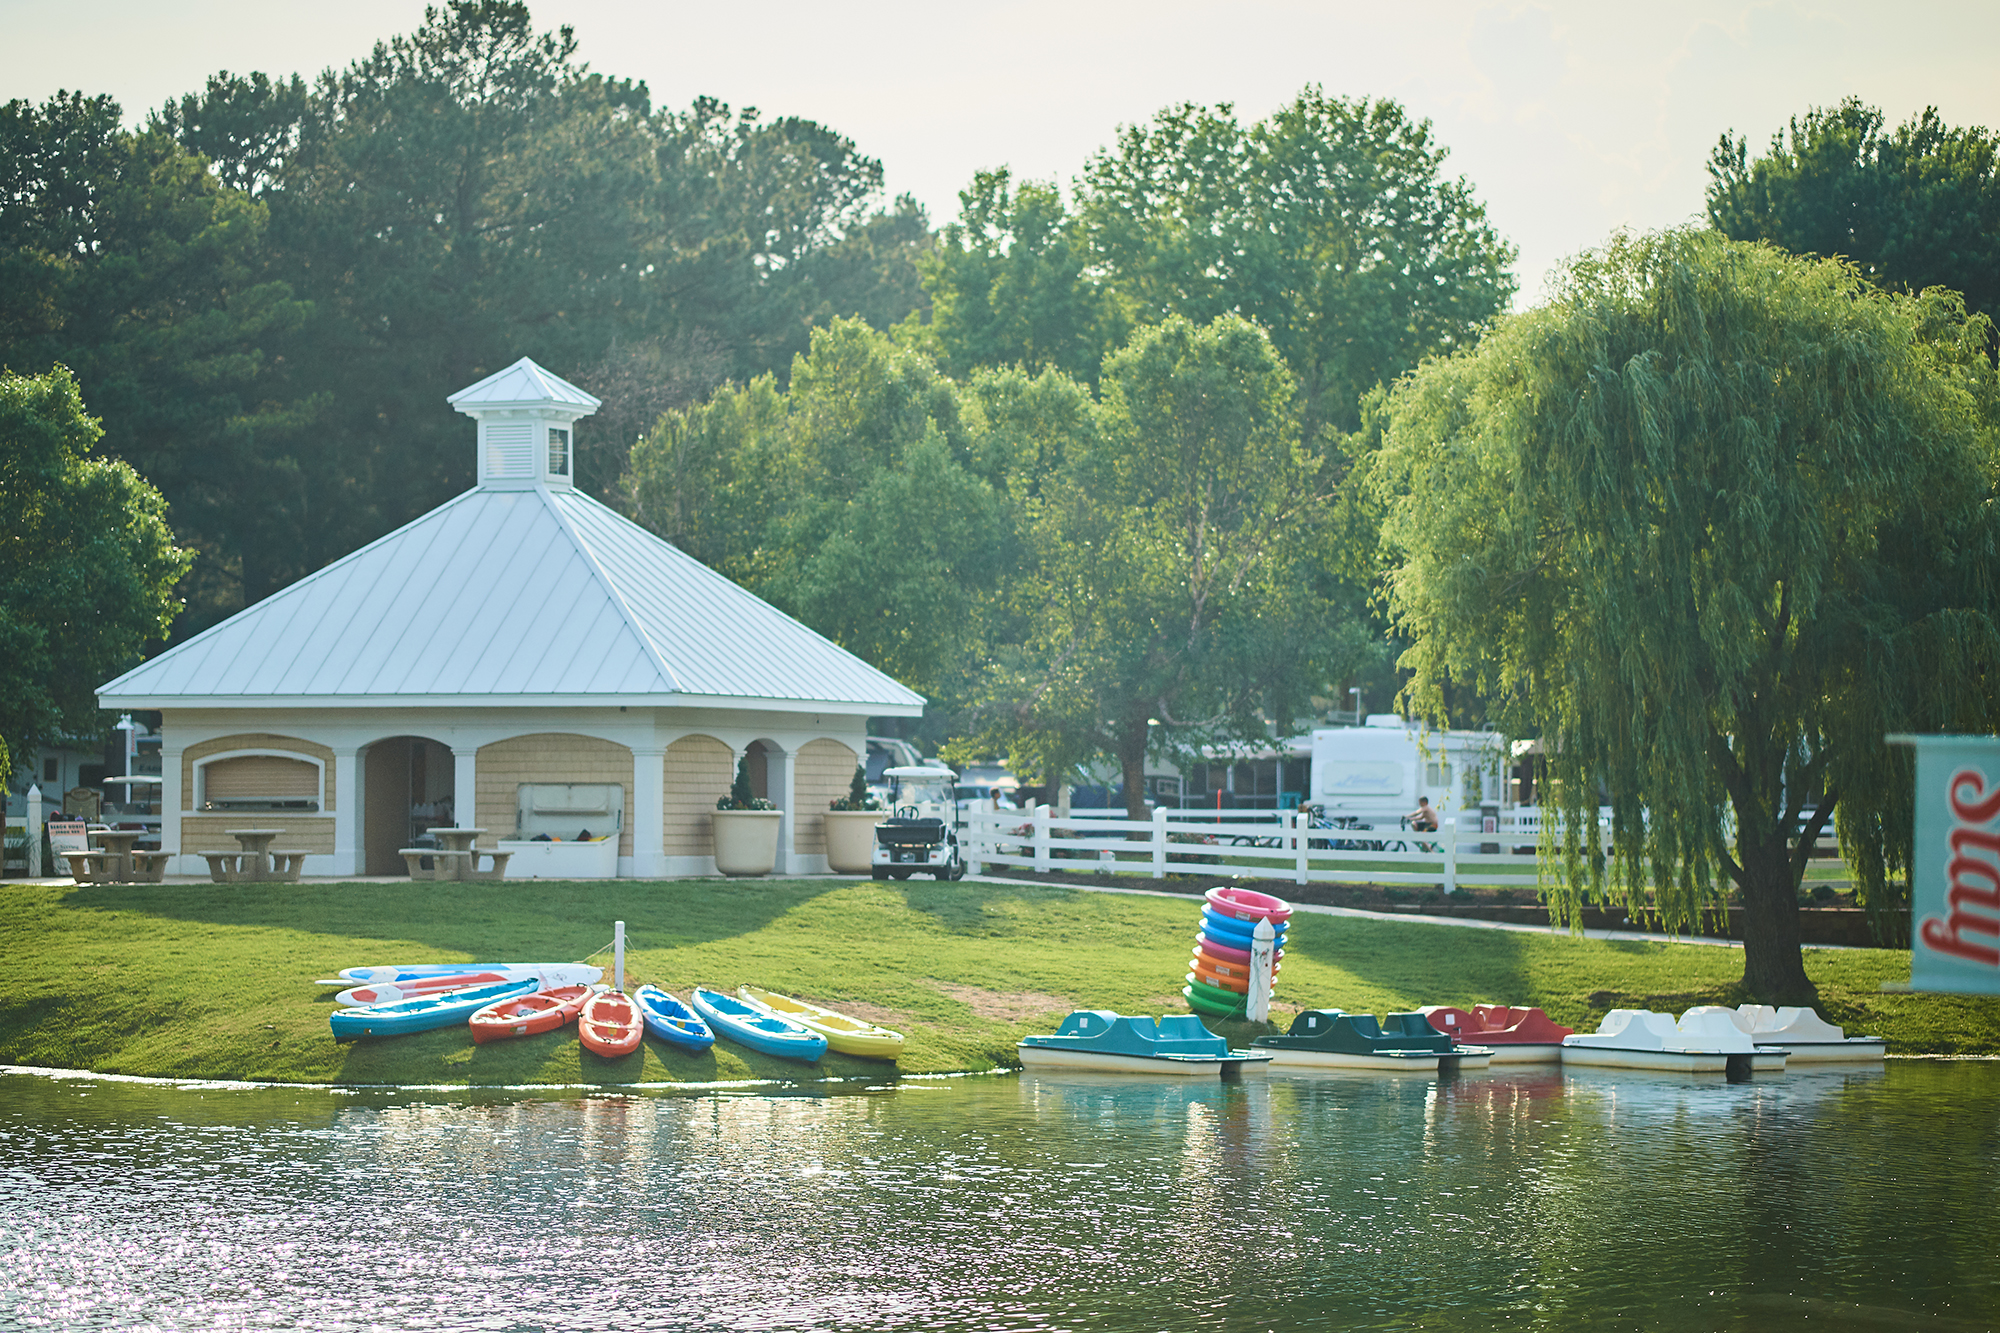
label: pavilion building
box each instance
[96,357,923,877]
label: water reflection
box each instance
[0,1063,1992,1330]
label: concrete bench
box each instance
[464,849,513,881]
[265,850,310,882]
[399,848,471,881]
[129,851,173,883]
[196,851,247,882]
[60,850,115,884]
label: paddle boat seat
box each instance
[1039,1011,1230,1059]
[1422,1004,1574,1045]
[1262,1010,1454,1057]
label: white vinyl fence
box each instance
[961,804,1611,893]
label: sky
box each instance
[8,0,2000,306]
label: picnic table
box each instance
[59,829,170,884]
[195,828,308,883]
[399,827,511,882]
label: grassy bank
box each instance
[1,877,1991,1086]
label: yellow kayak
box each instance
[737,986,905,1060]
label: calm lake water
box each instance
[1,1061,1995,1332]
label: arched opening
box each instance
[362,737,455,875]
[744,738,775,802]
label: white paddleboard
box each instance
[329,963,602,1006]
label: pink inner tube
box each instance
[1204,885,1294,924]
[1194,932,1284,966]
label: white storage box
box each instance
[501,782,623,878]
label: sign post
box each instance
[1888,733,2000,995]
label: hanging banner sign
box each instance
[1890,733,2000,994]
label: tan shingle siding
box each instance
[475,734,635,855]
[181,734,336,811]
[792,738,859,854]
[665,734,734,856]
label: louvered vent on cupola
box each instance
[446,356,602,491]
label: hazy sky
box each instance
[10,0,1999,306]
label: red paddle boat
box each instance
[468,984,596,1044]
[578,989,645,1057]
[1420,1004,1573,1065]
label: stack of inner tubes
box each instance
[1184,886,1292,1020]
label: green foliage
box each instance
[0,367,193,787]
[1708,97,2000,328]
[717,754,775,811]
[830,764,880,812]
[1378,227,2000,999]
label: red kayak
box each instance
[578,989,644,1057]
[468,984,595,1044]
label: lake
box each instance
[1,1061,1994,1331]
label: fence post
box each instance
[1033,804,1051,874]
[967,799,987,876]
[26,784,42,879]
[1293,810,1309,885]
[1443,817,1458,895]
[1151,806,1167,879]
[1246,917,1275,1023]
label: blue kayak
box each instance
[689,987,827,1062]
[330,978,539,1042]
[635,985,715,1053]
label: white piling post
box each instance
[1151,806,1168,879]
[614,920,625,993]
[1443,817,1458,895]
[1033,804,1051,874]
[967,799,987,877]
[1293,810,1309,886]
[26,784,43,879]
[1247,917,1275,1023]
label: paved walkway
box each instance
[965,873,1867,951]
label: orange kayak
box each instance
[467,984,595,1044]
[578,989,644,1057]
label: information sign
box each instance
[1890,733,2000,994]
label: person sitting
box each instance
[1406,797,1440,833]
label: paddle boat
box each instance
[689,987,828,1062]
[1017,1011,1273,1077]
[468,984,596,1044]
[1706,1005,1885,1063]
[1419,1005,1574,1064]
[332,962,602,1007]
[1253,1009,1493,1072]
[1561,1008,1786,1075]
[330,977,539,1041]
[634,985,715,1054]
[738,986,905,1060]
[578,989,645,1058]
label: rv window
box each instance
[1425,760,1453,788]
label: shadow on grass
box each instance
[57,878,842,963]
[887,879,1084,934]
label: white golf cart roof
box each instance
[885,766,957,780]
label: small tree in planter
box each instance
[712,754,780,876]
[825,763,885,874]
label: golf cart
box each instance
[871,766,966,880]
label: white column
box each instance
[161,746,184,874]
[631,747,665,879]
[330,746,360,877]
[452,747,478,834]
[772,746,797,874]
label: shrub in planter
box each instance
[825,764,884,874]
[713,756,781,876]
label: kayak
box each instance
[738,985,904,1060]
[468,984,596,1044]
[634,985,715,1053]
[334,962,602,1007]
[326,962,591,985]
[689,987,827,1062]
[331,978,538,1042]
[578,990,644,1058]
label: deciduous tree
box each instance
[1377,228,2000,1001]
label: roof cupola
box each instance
[447,357,601,490]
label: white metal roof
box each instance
[446,357,601,412]
[98,485,925,713]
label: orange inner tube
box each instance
[1190,959,1250,994]
[1191,949,1281,983]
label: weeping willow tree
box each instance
[1377,228,2000,1001]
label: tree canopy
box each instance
[1377,227,2000,1000]
[0,367,192,788]
[1708,98,2000,330]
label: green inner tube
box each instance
[1183,981,1247,1018]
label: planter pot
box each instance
[712,809,783,877]
[824,810,886,874]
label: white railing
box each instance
[961,804,1592,892]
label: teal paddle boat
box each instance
[1017,1011,1273,1078]
[330,977,539,1042]
[689,987,826,1062]
[1253,1009,1493,1072]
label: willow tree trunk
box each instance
[1117,715,1152,826]
[1733,798,1818,1003]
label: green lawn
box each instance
[0,876,1987,1086]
